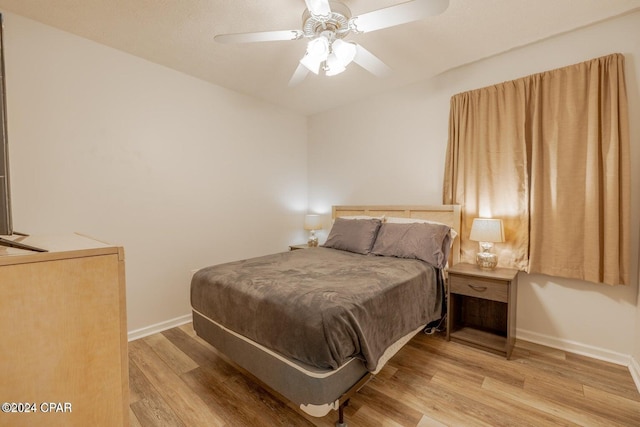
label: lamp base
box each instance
[476,251,498,269]
[307,235,319,247]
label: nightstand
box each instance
[289,244,310,250]
[447,262,519,358]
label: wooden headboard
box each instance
[332,205,461,266]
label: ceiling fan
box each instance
[215,0,450,86]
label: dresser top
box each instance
[0,233,122,265]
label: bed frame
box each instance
[194,205,461,427]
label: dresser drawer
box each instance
[449,274,508,302]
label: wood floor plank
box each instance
[348,404,406,427]
[514,352,639,402]
[481,376,621,427]
[161,326,239,384]
[143,333,199,375]
[355,381,425,426]
[129,359,186,427]
[367,367,497,427]
[180,366,310,426]
[129,407,143,427]
[129,324,640,427]
[164,325,338,426]
[426,366,558,427]
[223,370,319,426]
[130,398,186,427]
[128,359,145,405]
[565,351,635,377]
[178,323,197,337]
[409,335,527,388]
[416,414,448,427]
[582,384,640,424]
[565,353,640,400]
[129,339,227,426]
[515,340,567,360]
[522,369,586,401]
[393,342,486,388]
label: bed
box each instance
[190,205,460,425]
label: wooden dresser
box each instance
[0,234,128,427]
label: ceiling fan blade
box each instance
[215,30,303,44]
[353,44,392,77]
[350,0,449,33]
[288,63,310,87]
[304,0,332,17]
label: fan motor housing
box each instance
[302,1,351,39]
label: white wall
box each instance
[309,11,640,365]
[1,12,308,333]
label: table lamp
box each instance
[304,214,322,247]
[469,218,505,269]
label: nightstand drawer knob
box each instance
[468,284,487,292]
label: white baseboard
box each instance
[128,313,193,342]
[516,328,631,366]
[630,355,640,393]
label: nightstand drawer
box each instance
[449,275,508,302]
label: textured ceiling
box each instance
[0,0,639,115]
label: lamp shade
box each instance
[304,214,323,231]
[469,218,504,243]
[332,39,357,65]
[325,53,346,76]
[300,36,330,74]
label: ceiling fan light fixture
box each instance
[300,35,330,74]
[306,36,330,60]
[332,39,356,65]
[215,0,448,85]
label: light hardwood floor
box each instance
[129,323,640,426]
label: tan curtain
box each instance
[443,80,530,270]
[443,53,630,285]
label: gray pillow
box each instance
[371,222,452,268]
[322,218,382,254]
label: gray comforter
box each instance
[191,247,443,371]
